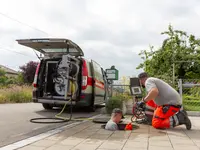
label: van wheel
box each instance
[88,105,96,112]
[42,103,53,110]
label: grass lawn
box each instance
[183,103,200,111]
[183,95,200,111]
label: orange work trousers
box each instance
[152,105,180,129]
[145,100,157,115]
[145,100,157,122]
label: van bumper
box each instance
[32,90,39,103]
[37,99,76,105]
[33,91,93,107]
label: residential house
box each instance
[0,65,18,78]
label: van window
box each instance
[92,61,104,82]
[42,48,78,53]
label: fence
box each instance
[108,78,200,112]
[178,79,200,111]
[108,84,131,97]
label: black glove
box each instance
[137,101,145,109]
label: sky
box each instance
[0,0,200,77]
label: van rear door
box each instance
[16,38,84,57]
[91,60,105,104]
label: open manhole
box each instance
[93,116,139,130]
[101,123,139,130]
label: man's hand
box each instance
[137,101,145,109]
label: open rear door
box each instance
[16,38,84,57]
[91,60,105,104]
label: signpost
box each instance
[106,66,119,80]
[106,66,119,97]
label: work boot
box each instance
[182,109,188,116]
[176,111,192,130]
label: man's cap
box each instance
[112,108,122,114]
[138,72,149,79]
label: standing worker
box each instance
[138,72,191,130]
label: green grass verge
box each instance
[0,85,32,104]
[183,95,200,111]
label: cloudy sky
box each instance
[0,0,200,77]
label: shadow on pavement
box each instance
[33,105,105,119]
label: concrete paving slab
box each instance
[8,115,200,150]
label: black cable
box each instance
[30,99,73,124]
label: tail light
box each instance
[33,63,40,88]
[82,76,87,87]
[81,59,88,90]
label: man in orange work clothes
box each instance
[145,99,157,123]
[138,72,191,130]
[137,99,157,124]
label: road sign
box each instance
[106,67,119,80]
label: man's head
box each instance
[111,108,122,123]
[138,72,149,88]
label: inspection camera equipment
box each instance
[130,77,142,96]
[129,77,149,124]
[57,54,79,100]
[30,54,80,124]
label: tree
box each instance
[0,68,7,86]
[16,73,24,85]
[137,25,200,81]
[0,68,6,77]
[19,61,39,84]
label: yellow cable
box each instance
[55,79,93,121]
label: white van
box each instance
[17,38,109,111]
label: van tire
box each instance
[42,103,53,110]
[88,105,96,112]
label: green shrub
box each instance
[0,76,8,86]
[0,68,6,76]
[106,96,123,114]
[115,94,132,101]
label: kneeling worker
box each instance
[138,72,191,130]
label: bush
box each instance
[0,76,8,86]
[106,96,124,114]
[0,72,24,87]
[19,61,39,84]
[0,85,32,103]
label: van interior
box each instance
[37,55,82,101]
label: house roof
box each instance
[0,65,18,75]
